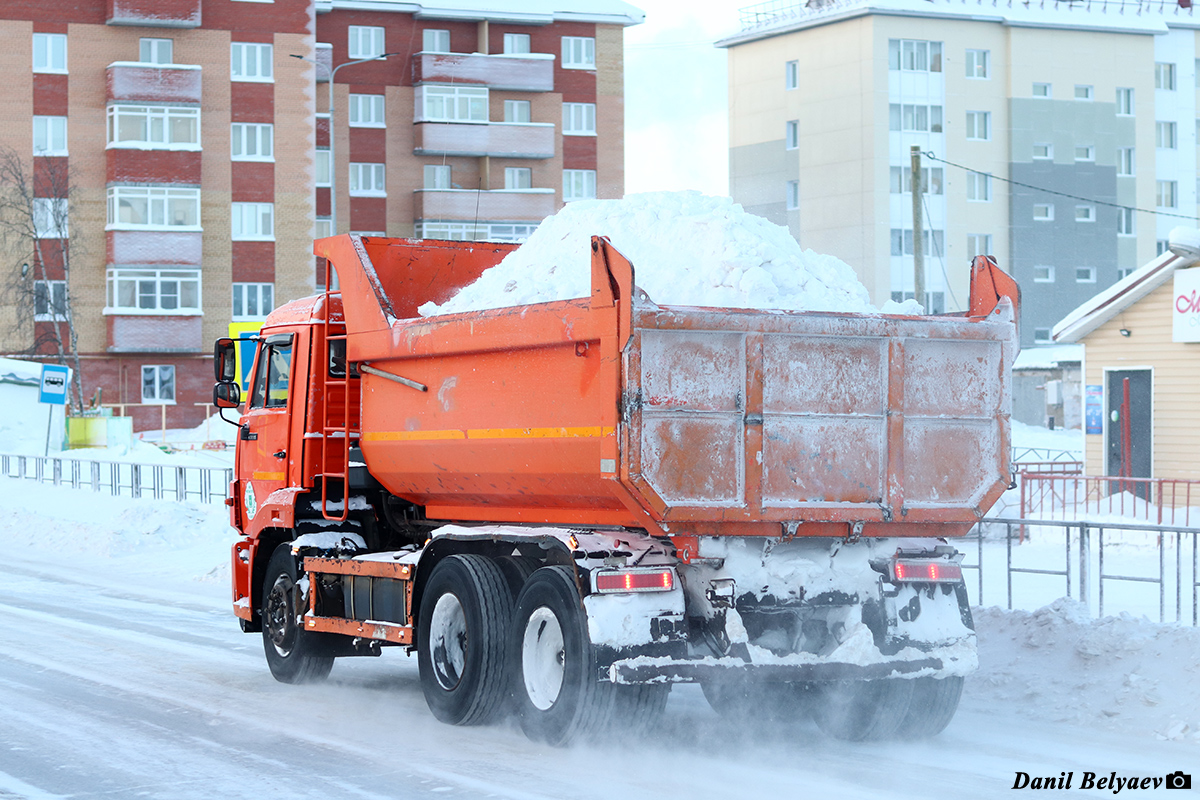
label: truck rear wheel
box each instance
[511,566,667,745]
[701,680,812,725]
[810,678,914,741]
[261,544,335,684]
[897,676,963,737]
[417,554,513,726]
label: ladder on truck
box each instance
[319,259,353,522]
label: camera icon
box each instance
[1165,771,1191,790]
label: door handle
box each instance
[273,450,287,459]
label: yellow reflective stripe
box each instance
[362,426,614,442]
[252,471,285,481]
[362,429,467,441]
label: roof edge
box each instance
[1052,251,1191,343]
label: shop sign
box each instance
[1174,267,1200,342]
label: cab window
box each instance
[248,338,293,409]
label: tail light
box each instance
[593,568,675,594]
[891,559,963,583]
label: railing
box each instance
[1012,446,1082,470]
[0,453,232,505]
[1020,474,1200,526]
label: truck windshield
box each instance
[249,341,293,409]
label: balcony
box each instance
[415,189,556,222]
[107,62,202,104]
[413,52,554,93]
[107,0,200,27]
[107,231,202,266]
[107,315,202,353]
[414,122,554,159]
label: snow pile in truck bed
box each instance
[419,191,898,317]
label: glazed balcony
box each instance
[413,122,555,159]
[413,51,554,92]
[414,188,556,222]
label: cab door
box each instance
[237,333,296,524]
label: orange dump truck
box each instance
[214,233,1018,744]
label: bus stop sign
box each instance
[39,364,69,405]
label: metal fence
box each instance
[0,453,232,505]
[1019,474,1200,526]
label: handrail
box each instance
[0,452,233,505]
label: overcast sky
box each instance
[623,0,741,197]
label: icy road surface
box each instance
[0,479,1195,799]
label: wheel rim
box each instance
[429,592,468,690]
[522,606,565,711]
[265,574,298,657]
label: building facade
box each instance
[719,0,1197,346]
[0,0,639,435]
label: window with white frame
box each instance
[1032,82,1050,98]
[315,217,332,239]
[315,149,330,187]
[1075,145,1094,162]
[965,49,989,79]
[786,180,799,210]
[106,105,200,149]
[349,94,385,127]
[34,280,66,321]
[1118,266,1135,280]
[563,169,595,201]
[107,268,201,312]
[232,282,274,320]
[349,162,385,196]
[1076,266,1096,283]
[1033,203,1054,221]
[967,234,992,257]
[1116,87,1134,115]
[1032,142,1053,159]
[889,229,945,256]
[424,164,451,189]
[1033,265,1055,283]
[231,202,274,240]
[1074,84,1093,101]
[1155,62,1176,90]
[33,198,68,238]
[142,365,175,403]
[139,38,172,64]
[231,42,272,82]
[1117,207,1136,236]
[1075,205,1096,222]
[504,99,531,123]
[505,167,532,190]
[965,111,990,140]
[563,102,596,135]
[351,26,386,58]
[889,166,944,195]
[33,33,66,73]
[504,33,530,54]
[1158,239,1170,256]
[785,120,798,149]
[785,60,798,90]
[887,104,943,133]
[486,223,538,242]
[231,122,273,160]
[419,85,488,122]
[33,116,67,155]
[967,172,991,201]
[1117,147,1135,176]
[1157,180,1178,208]
[562,36,595,69]
[887,39,943,72]
[1156,121,1177,149]
[422,29,449,54]
[106,186,200,229]
[1033,328,1051,343]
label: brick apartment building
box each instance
[0,0,640,435]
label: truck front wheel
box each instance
[261,544,334,684]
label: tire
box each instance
[417,554,513,726]
[701,680,812,725]
[896,676,963,737]
[510,566,668,746]
[810,678,914,741]
[261,543,335,684]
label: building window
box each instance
[349,163,386,196]
[1075,266,1097,283]
[141,365,176,404]
[34,280,67,321]
[786,180,799,210]
[231,123,273,161]
[1075,205,1095,223]
[888,104,943,133]
[421,29,449,54]
[33,198,68,239]
[1033,328,1051,343]
[785,60,798,89]
[967,172,991,201]
[139,38,172,64]
[230,42,272,82]
[1074,84,1093,101]
[563,169,596,201]
[351,26,387,58]
[424,164,451,189]
[106,186,200,230]
[1156,121,1177,149]
[563,102,596,135]
[504,167,532,190]
[315,149,330,187]
[504,100,531,123]
[1033,203,1054,221]
[1032,142,1052,160]
[1116,87,1134,115]
[889,228,945,256]
[965,49,989,79]
[1117,266,1135,279]
[1075,145,1094,162]
[232,282,274,320]
[106,268,201,312]
[503,33,530,54]
[106,105,200,149]
[965,111,990,141]
[1117,147,1135,177]
[231,202,274,240]
[33,33,67,73]
[33,116,67,156]
[1157,180,1178,208]
[1157,239,1170,256]
[967,234,992,257]
[419,85,488,123]
[1117,207,1136,236]
[890,166,943,194]
[349,94,385,127]
[1032,82,1050,98]
[562,37,595,69]
[1033,265,1055,283]
[1155,62,1176,90]
[887,39,943,72]
[785,120,799,150]
[315,217,332,239]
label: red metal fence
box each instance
[1020,474,1200,527]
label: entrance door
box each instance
[1105,369,1152,486]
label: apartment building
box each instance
[718,0,1196,346]
[0,0,640,434]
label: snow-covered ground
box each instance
[1,476,1196,800]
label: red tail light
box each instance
[892,560,963,583]
[594,568,675,593]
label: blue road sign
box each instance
[39,364,69,405]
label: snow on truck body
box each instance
[217,230,1017,743]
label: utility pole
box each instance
[910,145,925,309]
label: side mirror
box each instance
[214,338,237,383]
[213,381,241,409]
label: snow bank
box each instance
[0,356,67,456]
[419,192,887,316]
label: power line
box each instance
[922,191,961,310]
[922,151,1199,221]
